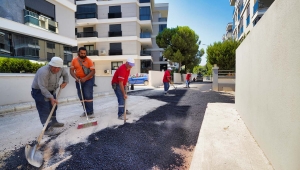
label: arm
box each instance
[70,67,79,82]
[81,69,95,83]
[60,68,69,88]
[37,71,57,106]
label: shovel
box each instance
[25,88,61,167]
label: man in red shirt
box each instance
[111,58,135,120]
[163,67,172,95]
[70,47,95,118]
[186,72,191,88]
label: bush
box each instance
[0,57,45,73]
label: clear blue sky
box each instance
[154,0,233,65]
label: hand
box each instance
[123,94,127,100]
[60,82,67,89]
[50,98,58,106]
[80,77,87,83]
[75,77,80,82]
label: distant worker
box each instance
[186,72,191,88]
[31,56,68,135]
[111,58,135,120]
[163,67,172,95]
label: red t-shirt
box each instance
[163,70,171,83]
[186,73,191,80]
[111,64,130,86]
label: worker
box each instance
[163,67,172,95]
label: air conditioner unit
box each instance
[104,69,110,74]
[100,50,106,55]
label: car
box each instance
[196,74,203,82]
[128,74,149,86]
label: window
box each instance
[47,42,55,49]
[109,24,122,37]
[109,6,121,13]
[75,28,77,35]
[159,24,167,33]
[140,7,151,20]
[63,46,73,66]
[47,52,55,61]
[76,4,97,19]
[109,43,122,55]
[111,61,123,70]
[139,0,150,3]
[84,45,94,51]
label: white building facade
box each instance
[230,0,274,41]
[75,0,169,76]
[0,0,77,64]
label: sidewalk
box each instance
[189,103,273,170]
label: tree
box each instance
[206,40,240,70]
[156,26,203,72]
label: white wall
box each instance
[0,70,113,106]
[235,0,300,169]
[148,70,164,87]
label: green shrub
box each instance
[0,57,45,73]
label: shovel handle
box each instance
[36,88,61,146]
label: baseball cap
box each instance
[49,56,63,68]
[167,67,172,70]
[127,58,135,67]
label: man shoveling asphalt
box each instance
[31,56,68,135]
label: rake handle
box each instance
[79,81,89,121]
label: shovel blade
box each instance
[25,144,43,167]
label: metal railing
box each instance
[140,32,151,38]
[218,70,236,79]
[158,18,167,22]
[108,12,122,19]
[24,9,58,33]
[76,12,97,19]
[109,31,122,37]
[109,49,122,55]
[77,31,98,38]
[87,50,99,56]
[140,51,151,56]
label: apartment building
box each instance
[222,22,233,41]
[230,0,274,41]
[0,0,77,64]
[75,0,169,76]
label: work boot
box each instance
[88,113,95,118]
[118,114,128,120]
[51,117,64,127]
[125,110,131,115]
[44,127,60,136]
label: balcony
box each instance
[77,31,98,38]
[109,31,122,37]
[253,0,259,15]
[87,50,99,56]
[76,12,97,19]
[108,12,122,19]
[24,9,58,33]
[109,49,122,55]
[140,51,151,56]
[140,32,151,38]
[140,15,151,21]
[158,18,167,22]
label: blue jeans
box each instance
[186,80,190,87]
[163,82,170,92]
[75,78,94,114]
[113,84,125,117]
[31,88,57,130]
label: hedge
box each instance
[0,57,45,73]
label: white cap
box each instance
[167,67,172,70]
[127,58,135,66]
[49,56,63,68]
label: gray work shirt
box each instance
[31,65,69,99]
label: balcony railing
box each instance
[140,15,151,21]
[253,0,259,15]
[76,12,97,19]
[158,18,167,22]
[140,32,151,38]
[108,12,122,19]
[246,15,250,27]
[87,50,99,56]
[109,31,122,37]
[24,9,58,33]
[109,49,122,55]
[77,31,98,38]
[238,26,244,38]
[139,0,150,3]
[140,51,151,56]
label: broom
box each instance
[77,81,97,129]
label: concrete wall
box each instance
[235,0,300,169]
[0,70,113,106]
[148,70,164,87]
[98,3,137,19]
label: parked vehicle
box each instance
[196,74,203,82]
[128,74,149,86]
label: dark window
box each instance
[159,24,167,33]
[47,42,55,49]
[76,4,97,19]
[75,28,77,35]
[111,61,123,70]
[0,31,11,55]
[84,45,94,51]
[109,43,122,55]
[140,7,151,20]
[25,0,55,20]
[109,6,121,13]
[109,24,121,32]
[139,0,150,3]
[83,27,93,32]
[47,52,55,61]
[63,46,73,66]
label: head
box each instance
[49,56,63,74]
[167,67,172,72]
[125,58,135,70]
[78,47,87,59]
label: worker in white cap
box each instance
[111,58,135,120]
[31,56,69,135]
